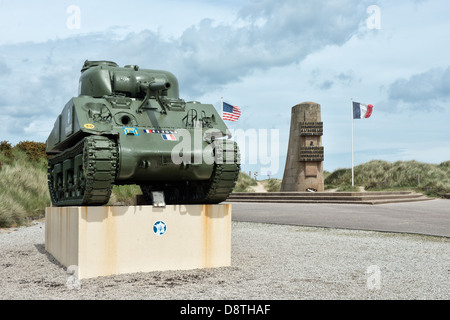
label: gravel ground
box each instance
[0,220,449,300]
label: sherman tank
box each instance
[46,60,240,206]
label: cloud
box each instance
[318,80,334,90]
[308,68,360,90]
[386,66,450,111]
[176,0,370,94]
[0,58,11,75]
[336,71,359,86]
[0,43,79,118]
[0,0,372,144]
[2,0,371,94]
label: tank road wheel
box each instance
[48,136,118,206]
[140,140,240,205]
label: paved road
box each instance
[227,199,450,237]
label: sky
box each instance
[0,0,449,179]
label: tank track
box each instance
[203,140,241,203]
[140,140,240,205]
[48,136,118,206]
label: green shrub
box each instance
[14,141,48,161]
[0,140,13,158]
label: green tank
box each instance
[46,60,240,206]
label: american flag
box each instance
[222,102,241,121]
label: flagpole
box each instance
[351,98,354,187]
[221,97,223,119]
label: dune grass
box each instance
[0,148,50,227]
[108,184,142,206]
[264,178,282,192]
[325,160,450,197]
[233,172,258,192]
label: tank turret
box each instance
[78,60,179,99]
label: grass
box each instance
[325,160,450,197]
[0,148,50,227]
[233,172,257,192]
[264,178,282,192]
[108,185,141,206]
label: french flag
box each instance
[353,102,374,119]
[162,134,176,141]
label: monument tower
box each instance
[281,102,324,192]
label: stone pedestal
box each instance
[45,204,231,279]
[281,102,324,192]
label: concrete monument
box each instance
[281,102,324,192]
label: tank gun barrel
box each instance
[137,78,171,114]
[145,78,171,91]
